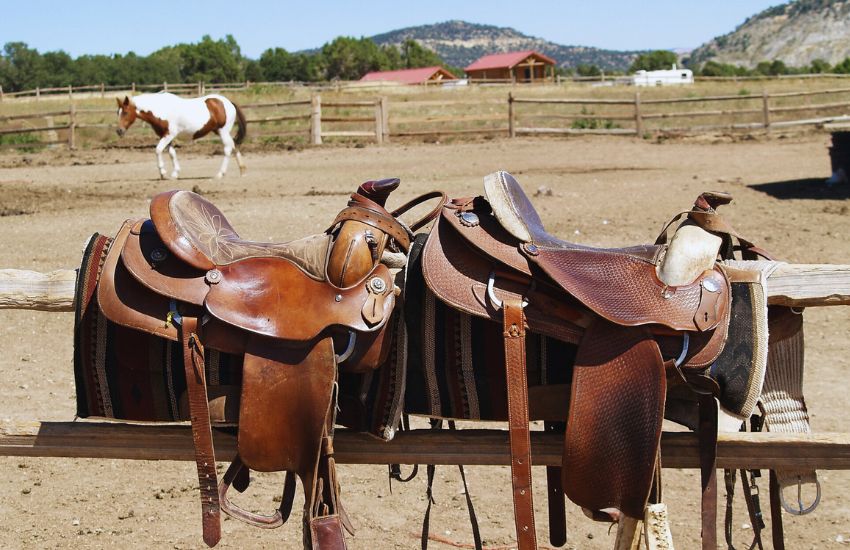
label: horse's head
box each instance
[115,96,137,137]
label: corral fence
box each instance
[2,87,850,150]
[0,95,388,149]
[509,87,850,136]
[4,73,850,101]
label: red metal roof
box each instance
[465,50,557,72]
[359,66,456,85]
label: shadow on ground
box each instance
[749,178,850,200]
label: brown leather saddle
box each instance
[422,171,733,549]
[94,179,440,549]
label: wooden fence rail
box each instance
[0,95,386,149]
[2,421,849,470]
[3,86,850,149]
[509,86,850,135]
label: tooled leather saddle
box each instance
[90,178,440,549]
[422,171,734,549]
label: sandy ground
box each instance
[1,134,849,549]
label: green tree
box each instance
[321,36,393,80]
[834,57,850,74]
[575,64,601,77]
[630,50,678,72]
[399,40,443,68]
[809,58,831,73]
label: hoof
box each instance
[159,173,166,180]
[170,172,179,180]
[215,173,224,179]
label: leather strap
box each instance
[545,422,567,547]
[390,190,448,232]
[178,316,221,547]
[502,298,537,550]
[698,393,719,550]
[769,471,786,550]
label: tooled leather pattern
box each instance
[562,320,666,520]
[534,248,729,331]
[503,300,538,550]
[168,191,330,280]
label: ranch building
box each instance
[359,66,457,85]
[465,50,557,83]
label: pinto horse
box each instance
[116,92,246,179]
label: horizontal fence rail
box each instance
[3,85,850,150]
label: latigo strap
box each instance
[502,298,537,550]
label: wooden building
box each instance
[359,66,457,85]
[465,50,557,83]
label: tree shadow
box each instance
[748,178,850,200]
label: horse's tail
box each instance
[233,102,247,145]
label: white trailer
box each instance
[633,64,693,86]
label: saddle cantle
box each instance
[423,171,733,548]
[90,178,441,549]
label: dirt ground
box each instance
[1,134,849,549]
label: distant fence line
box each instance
[5,72,850,101]
[2,86,850,150]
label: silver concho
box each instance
[458,212,480,227]
[149,248,168,263]
[368,277,387,294]
[702,277,721,293]
[523,243,539,256]
[205,269,222,284]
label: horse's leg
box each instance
[168,144,181,179]
[155,134,176,180]
[216,130,234,179]
[234,147,246,176]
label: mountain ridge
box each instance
[368,20,643,72]
[689,0,850,68]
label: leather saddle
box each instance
[95,179,440,549]
[422,171,733,549]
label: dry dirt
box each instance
[1,134,849,549]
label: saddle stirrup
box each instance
[218,456,289,528]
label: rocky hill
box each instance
[689,0,850,68]
[369,20,642,72]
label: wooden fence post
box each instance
[163,81,168,92]
[36,87,40,101]
[100,83,105,98]
[131,82,136,93]
[508,92,516,138]
[68,85,72,100]
[380,96,389,143]
[762,90,771,132]
[374,99,384,145]
[197,81,202,95]
[634,91,644,136]
[311,95,322,145]
[0,85,4,102]
[68,104,76,150]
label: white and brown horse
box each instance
[116,92,246,179]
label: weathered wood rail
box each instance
[5,263,850,312]
[1,421,849,470]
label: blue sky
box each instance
[3,1,783,58]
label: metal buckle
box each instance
[486,271,531,310]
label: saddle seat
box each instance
[481,171,727,332]
[150,190,331,281]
